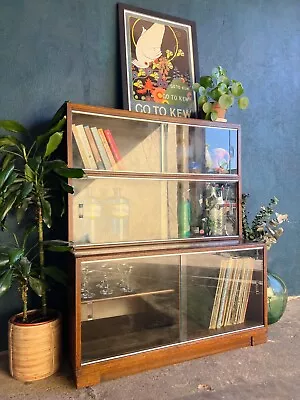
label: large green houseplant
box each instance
[0,108,84,381]
[242,193,289,324]
[192,66,249,121]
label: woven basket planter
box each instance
[8,309,61,382]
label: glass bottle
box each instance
[77,203,90,244]
[178,187,191,238]
[209,186,224,236]
[108,188,130,241]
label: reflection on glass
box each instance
[96,264,114,296]
[73,178,238,245]
[186,127,238,175]
[184,249,264,340]
[81,255,180,363]
[81,267,96,300]
[116,263,134,293]
[80,249,264,364]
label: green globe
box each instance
[267,271,288,325]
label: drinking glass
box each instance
[81,267,96,300]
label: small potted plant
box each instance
[192,66,249,121]
[241,193,289,324]
[0,107,84,382]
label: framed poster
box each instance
[118,3,199,118]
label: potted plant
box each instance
[0,108,84,381]
[192,66,249,121]
[241,193,289,324]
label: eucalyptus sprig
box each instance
[242,193,288,250]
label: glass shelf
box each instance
[72,177,238,245]
[71,111,238,175]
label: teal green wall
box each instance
[0,0,299,350]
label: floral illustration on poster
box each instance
[119,4,198,118]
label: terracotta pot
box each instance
[8,309,61,382]
[211,103,227,121]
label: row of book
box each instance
[72,124,121,170]
[209,257,254,329]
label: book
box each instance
[97,128,118,170]
[84,126,104,170]
[72,124,96,169]
[103,129,122,162]
[75,124,97,169]
[90,126,111,170]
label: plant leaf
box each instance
[49,104,66,129]
[238,96,249,110]
[44,132,63,158]
[37,117,66,147]
[29,276,45,297]
[202,102,212,114]
[43,239,72,252]
[8,248,23,265]
[2,172,18,194]
[22,225,37,249]
[0,254,9,267]
[219,94,234,109]
[44,266,67,285]
[0,136,21,148]
[16,198,30,224]
[231,81,244,97]
[54,167,84,178]
[0,120,27,134]
[19,257,31,277]
[199,76,213,88]
[60,180,74,194]
[27,156,41,173]
[1,154,14,169]
[41,197,52,228]
[19,181,33,201]
[44,159,66,172]
[0,269,13,297]
[25,163,35,182]
[46,117,66,136]
[0,163,15,191]
[211,111,218,121]
[0,193,17,223]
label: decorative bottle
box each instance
[109,188,130,241]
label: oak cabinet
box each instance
[65,103,267,388]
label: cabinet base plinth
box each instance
[74,327,267,388]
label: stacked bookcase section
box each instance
[65,103,267,388]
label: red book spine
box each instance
[103,129,122,162]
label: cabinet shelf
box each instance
[82,288,175,304]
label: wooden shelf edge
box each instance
[74,326,267,388]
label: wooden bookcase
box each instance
[65,102,267,388]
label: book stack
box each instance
[209,257,254,329]
[72,124,121,170]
